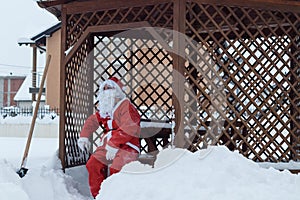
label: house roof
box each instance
[18,22,61,47]
[31,22,61,46]
[14,75,45,102]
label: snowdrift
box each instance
[0,142,299,200]
[98,146,300,200]
[0,154,85,200]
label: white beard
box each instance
[97,89,116,118]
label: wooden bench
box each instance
[138,119,172,166]
[137,119,248,166]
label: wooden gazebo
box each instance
[38,0,300,170]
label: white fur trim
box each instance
[126,142,140,153]
[107,131,112,141]
[100,79,124,91]
[99,79,125,99]
[107,119,113,130]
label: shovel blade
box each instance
[17,167,28,178]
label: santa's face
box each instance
[96,80,125,118]
[103,84,114,90]
[97,84,115,118]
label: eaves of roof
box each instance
[18,22,61,47]
[37,0,78,19]
[30,22,62,42]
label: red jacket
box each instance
[80,98,141,153]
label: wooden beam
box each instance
[64,21,151,66]
[191,0,300,13]
[64,0,173,14]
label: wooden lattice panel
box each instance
[65,2,173,50]
[62,1,174,168]
[185,2,300,162]
[92,33,173,153]
[64,38,94,167]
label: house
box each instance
[18,22,61,109]
[14,74,45,107]
[0,74,25,107]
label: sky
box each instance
[0,1,59,76]
[0,116,300,200]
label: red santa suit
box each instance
[79,77,141,198]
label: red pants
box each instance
[86,146,138,198]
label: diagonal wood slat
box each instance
[185,2,300,162]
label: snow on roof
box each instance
[17,37,35,45]
[14,75,45,101]
[18,22,61,46]
[0,66,29,77]
[0,73,27,77]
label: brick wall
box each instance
[1,77,25,107]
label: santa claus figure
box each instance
[77,77,141,198]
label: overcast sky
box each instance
[0,1,59,76]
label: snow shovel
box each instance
[17,55,52,178]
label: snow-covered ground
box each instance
[0,136,90,200]
[0,135,300,200]
[0,115,59,138]
[0,114,299,200]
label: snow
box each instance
[0,137,88,200]
[140,121,172,128]
[0,121,299,200]
[99,147,300,200]
[17,38,35,45]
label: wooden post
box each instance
[290,37,300,160]
[173,0,186,148]
[32,46,37,101]
[87,36,94,154]
[59,6,67,171]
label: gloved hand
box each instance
[105,145,118,160]
[77,137,91,152]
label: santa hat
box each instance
[99,77,126,94]
[108,77,126,91]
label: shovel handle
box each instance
[20,55,52,168]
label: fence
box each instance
[0,107,59,119]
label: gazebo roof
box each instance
[37,0,74,19]
[37,0,300,19]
